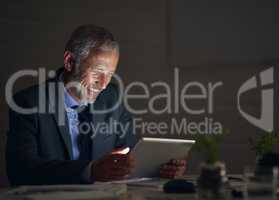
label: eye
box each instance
[89,71,100,78]
[92,74,99,79]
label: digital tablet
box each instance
[130,137,195,178]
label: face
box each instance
[65,49,119,104]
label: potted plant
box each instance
[249,131,279,176]
[193,129,229,199]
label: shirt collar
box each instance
[64,87,79,110]
[59,71,80,111]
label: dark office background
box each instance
[1,0,279,180]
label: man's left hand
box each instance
[159,159,186,179]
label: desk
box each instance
[0,185,197,200]
[124,185,275,200]
[125,185,196,200]
[0,177,274,200]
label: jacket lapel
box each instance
[47,68,113,161]
[89,99,108,160]
[53,93,73,160]
[48,70,73,160]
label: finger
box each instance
[171,165,186,174]
[163,165,179,171]
[166,159,177,166]
[112,166,132,174]
[161,164,174,170]
[178,159,186,166]
[165,170,182,179]
[174,167,185,177]
[109,170,131,179]
[168,159,186,166]
[98,174,128,181]
[112,174,130,180]
[112,172,131,178]
[160,166,185,177]
[110,154,129,160]
[178,165,186,172]
[107,154,129,165]
[109,174,129,181]
[112,165,132,174]
[112,158,135,169]
[171,159,186,166]
[111,154,135,163]
[112,154,136,168]
[111,147,130,155]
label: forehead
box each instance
[82,49,119,71]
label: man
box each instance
[6,24,186,185]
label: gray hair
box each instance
[65,24,119,74]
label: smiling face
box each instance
[64,48,119,104]
[79,49,119,103]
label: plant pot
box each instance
[197,161,228,199]
[255,152,279,176]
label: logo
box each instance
[237,67,273,131]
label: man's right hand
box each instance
[91,148,135,182]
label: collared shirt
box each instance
[64,85,94,182]
[59,73,94,182]
[59,73,93,183]
[64,88,81,160]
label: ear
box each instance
[63,51,75,72]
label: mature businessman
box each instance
[6,24,186,185]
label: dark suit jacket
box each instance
[6,68,138,185]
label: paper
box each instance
[4,184,127,200]
[103,177,153,184]
[97,178,168,190]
